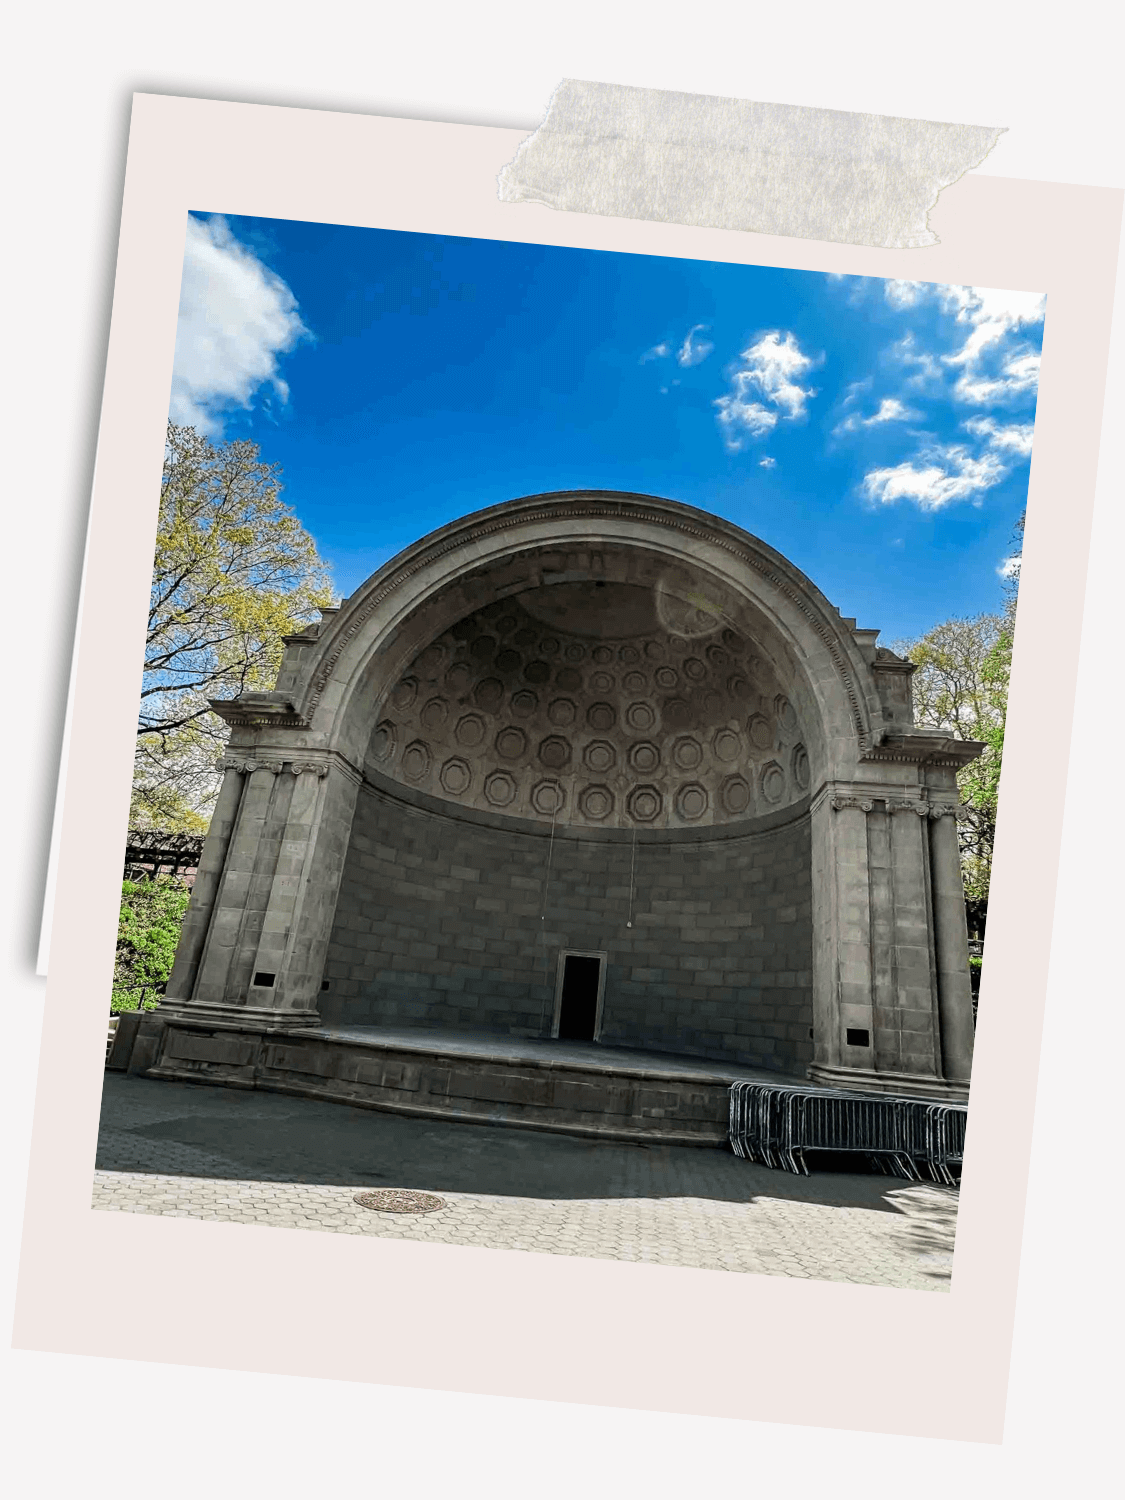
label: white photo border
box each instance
[14,93,1123,1443]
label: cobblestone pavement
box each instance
[92,1075,958,1290]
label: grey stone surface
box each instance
[105,1010,143,1071]
[92,1073,957,1289]
[321,783,813,1073]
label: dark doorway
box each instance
[556,954,602,1041]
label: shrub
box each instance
[111,877,191,1013]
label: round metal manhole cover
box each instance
[354,1189,446,1215]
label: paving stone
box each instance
[92,1075,956,1290]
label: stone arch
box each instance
[272,492,883,784]
[159,491,979,1101]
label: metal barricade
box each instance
[730,1080,966,1181]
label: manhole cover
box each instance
[353,1189,446,1215]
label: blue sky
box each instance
[170,213,1044,640]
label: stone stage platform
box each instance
[122,1018,796,1146]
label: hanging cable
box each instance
[539,778,560,1021]
[626,823,637,928]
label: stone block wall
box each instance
[321,782,813,1075]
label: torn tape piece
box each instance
[497,80,1006,250]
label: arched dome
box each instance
[368,578,810,830]
[267,492,886,791]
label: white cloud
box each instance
[941,285,1045,356]
[884,280,928,309]
[677,324,714,368]
[964,416,1035,457]
[1005,352,1041,383]
[714,331,817,451]
[862,444,1007,510]
[855,401,1032,511]
[954,351,1041,404]
[716,400,778,444]
[883,282,1045,406]
[170,215,308,434]
[891,332,944,389]
[942,286,1045,403]
[759,456,777,469]
[834,396,920,436]
[640,341,670,363]
[869,397,917,424]
[998,555,1022,579]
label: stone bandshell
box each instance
[188,494,980,1101]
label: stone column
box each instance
[809,788,964,1099]
[887,799,943,1081]
[277,760,362,1012]
[833,796,878,1071]
[866,803,897,1065]
[164,759,245,1002]
[186,758,287,1015]
[928,804,975,1084]
[159,754,361,1030]
[809,791,876,1078]
[243,761,354,1020]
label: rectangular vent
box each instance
[321,980,330,991]
[846,1027,870,1047]
[253,971,276,987]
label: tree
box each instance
[133,424,335,829]
[893,515,1023,932]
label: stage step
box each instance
[142,1022,786,1146]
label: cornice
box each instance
[210,693,310,730]
[861,729,985,767]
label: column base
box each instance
[807,1062,969,1103]
[156,999,323,1031]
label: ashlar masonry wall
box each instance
[322,781,813,1075]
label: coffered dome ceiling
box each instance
[366,576,810,831]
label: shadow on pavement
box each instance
[96,1072,925,1213]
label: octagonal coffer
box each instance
[366,580,810,830]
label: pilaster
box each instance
[157,751,360,1030]
[808,782,972,1101]
[929,805,976,1083]
[164,762,245,1002]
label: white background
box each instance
[2,4,1121,1494]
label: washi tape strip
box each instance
[498,79,1005,250]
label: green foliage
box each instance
[132,423,335,830]
[896,612,1009,904]
[893,515,1022,911]
[111,877,192,1012]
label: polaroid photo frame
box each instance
[13,92,1121,1443]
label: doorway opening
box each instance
[553,951,606,1042]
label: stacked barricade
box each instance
[729,1080,966,1183]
